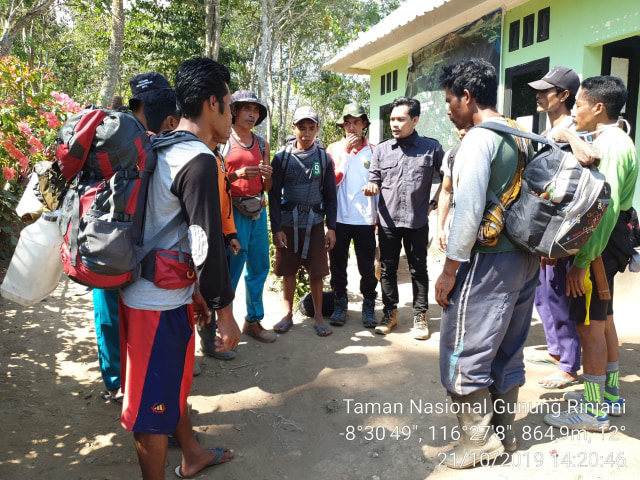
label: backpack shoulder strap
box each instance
[255,134,266,159]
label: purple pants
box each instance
[533,259,581,374]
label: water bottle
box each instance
[1,211,64,307]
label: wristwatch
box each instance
[429,199,438,208]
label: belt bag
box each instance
[232,193,264,219]
[142,249,196,290]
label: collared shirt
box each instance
[368,130,444,229]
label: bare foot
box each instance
[176,447,234,478]
[274,313,293,333]
[313,315,332,336]
[538,370,579,388]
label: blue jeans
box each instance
[228,206,270,322]
[93,289,121,391]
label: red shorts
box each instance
[118,299,195,434]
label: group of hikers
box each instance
[85,56,636,477]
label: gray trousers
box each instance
[440,250,539,396]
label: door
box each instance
[504,57,550,134]
[602,36,640,140]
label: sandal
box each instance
[174,447,233,478]
[314,324,333,337]
[274,320,293,333]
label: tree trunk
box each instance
[204,0,221,60]
[0,0,57,57]
[98,0,125,107]
[256,0,273,143]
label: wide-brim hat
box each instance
[528,66,580,96]
[337,103,369,127]
[230,90,268,126]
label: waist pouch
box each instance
[232,193,264,219]
[142,249,196,290]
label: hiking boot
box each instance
[491,387,519,452]
[443,388,505,468]
[375,308,397,335]
[362,298,377,328]
[243,321,277,343]
[564,390,625,417]
[411,312,430,340]
[329,296,348,326]
[544,409,610,432]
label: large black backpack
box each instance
[477,122,611,258]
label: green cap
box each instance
[337,103,369,127]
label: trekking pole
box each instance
[591,256,611,300]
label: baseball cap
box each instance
[528,66,580,95]
[230,90,268,126]
[292,106,319,125]
[129,72,173,100]
[337,103,369,127]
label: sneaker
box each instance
[361,298,377,328]
[564,390,625,417]
[544,409,610,432]
[329,296,348,326]
[411,312,430,340]
[375,309,397,335]
[202,349,237,361]
[243,321,277,343]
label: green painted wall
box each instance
[369,55,410,143]
[503,0,640,205]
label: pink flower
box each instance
[7,99,15,105]
[27,135,44,152]
[18,156,29,168]
[41,111,60,129]
[17,121,32,136]
[2,167,16,182]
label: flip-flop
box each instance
[314,324,333,337]
[274,320,293,333]
[539,377,579,389]
[100,390,123,405]
[174,447,233,478]
[525,356,558,366]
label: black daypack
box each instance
[477,122,611,258]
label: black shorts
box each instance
[569,256,617,323]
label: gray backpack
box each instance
[477,122,611,258]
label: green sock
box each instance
[583,374,606,418]
[605,361,620,401]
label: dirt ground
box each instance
[2,241,640,480]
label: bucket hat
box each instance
[337,103,369,127]
[230,90,268,126]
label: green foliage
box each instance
[0,56,82,189]
[0,182,23,260]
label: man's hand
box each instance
[228,238,241,255]
[437,229,447,253]
[273,231,287,249]
[566,264,587,298]
[192,287,212,328]
[345,133,360,151]
[552,129,600,166]
[435,258,460,308]
[362,183,379,196]
[540,257,557,270]
[214,305,241,353]
[258,163,272,180]
[237,165,260,180]
[325,229,336,251]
